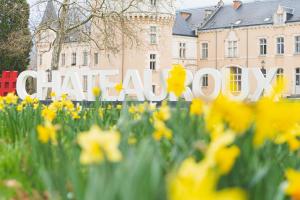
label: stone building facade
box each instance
[36,0,300,99]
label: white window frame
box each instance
[150,26,157,45]
[295,35,300,54]
[201,42,208,59]
[94,52,99,65]
[39,54,43,66]
[83,75,88,92]
[150,53,157,70]
[276,37,285,55]
[229,67,242,93]
[152,85,156,94]
[228,41,238,58]
[83,51,88,66]
[71,52,77,66]
[259,38,267,56]
[278,14,284,24]
[276,68,284,82]
[202,74,208,87]
[61,53,65,66]
[179,42,186,59]
[296,68,300,86]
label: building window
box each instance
[83,51,88,66]
[152,85,156,93]
[295,36,300,54]
[150,26,157,45]
[276,68,284,82]
[229,67,242,93]
[83,75,88,92]
[296,68,300,86]
[228,41,238,57]
[179,42,186,59]
[277,37,284,54]
[71,52,77,66]
[259,38,267,55]
[150,0,156,6]
[94,53,99,65]
[202,43,208,59]
[278,14,284,24]
[150,54,156,70]
[39,54,43,65]
[61,53,65,66]
[202,74,208,87]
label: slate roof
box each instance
[201,0,300,30]
[173,6,216,37]
[172,13,195,37]
[40,0,58,26]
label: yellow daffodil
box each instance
[23,96,34,104]
[71,111,80,120]
[41,107,56,122]
[92,86,101,97]
[50,91,56,98]
[98,107,104,119]
[190,98,204,116]
[153,101,170,122]
[167,64,186,97]
[16,104,23,112]
[153,120,173,141]
[169,130,245,200]
[77,125,122,165]
[33,103,39,110]
[4,93,18,105]
[37,122,58,144]
[61,93,68,100]
[254,99,300,147]
[0,97,4,111]
[205,96,253,135]
[275,124,300,151]
[115,83,123,93]
[284,169,300,200]
[168,158,246,200]
[116,104,122,110]
[215,145,240,174]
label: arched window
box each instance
[229,67,242,93]
[276,68,284,82]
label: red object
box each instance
[0,71,18,96]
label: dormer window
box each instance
[278,14,284,24]
[235,20,242,25]
[225,31,239,58]
[273,5,294,25]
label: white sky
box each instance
[177,0,252,8]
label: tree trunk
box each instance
[50,0,69,70]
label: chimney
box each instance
[232,0,242,10]
[180,12,192,21]
[218,0,224,7]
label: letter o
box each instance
[192,68,222,100]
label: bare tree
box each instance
[31,0,173,70]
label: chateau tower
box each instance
[35,0,58,70]
[90,0,176,93]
